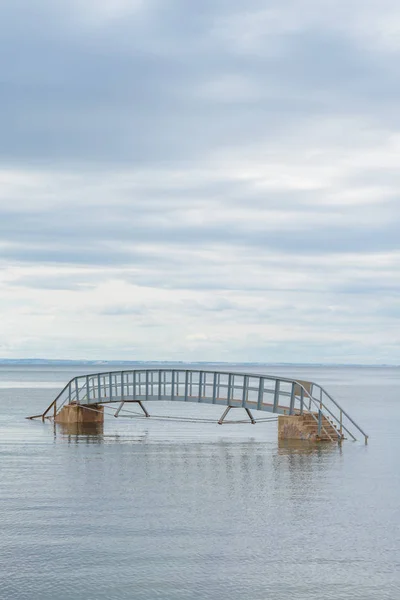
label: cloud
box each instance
[0,0,399,362]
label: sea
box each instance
[0,363,399,600]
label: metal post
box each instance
[184,371,189,401]
[227,373,233,404]
[218,406,231,424]
[158,370,162,400]
[273,380,280,412]
[146,371,149,401]
[198,372,203,402]
[171,370,175,400]
[75,378,80,404]
[97,374,101,400]
[257,377,264,410]
[242,375,248,407]
[245,408,256,424]
[137,400,150,418]
[289,383,296,415]
[319,390,323,436]
[300,388,304,415]
[53,401,57,419]
[212,372,217,404]
[115,401,125,417]
[109,373,113,401]
[133,371,137,400]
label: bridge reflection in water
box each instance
[29,368,368,443]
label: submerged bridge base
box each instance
[278,414,342,442]
[55,403,104,425]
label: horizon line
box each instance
[0,358,398,367]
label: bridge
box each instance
[27,368,368,443]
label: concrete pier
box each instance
[54,403,104,424]
[278,415,341,442]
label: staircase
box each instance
[298,413,344,441]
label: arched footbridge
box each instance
[28,369,368,443]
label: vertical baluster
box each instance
[273,380,280,413]
[212,372,217,404]
[242,375,248,407]
[121,372,125,399]
[227,373,233,405]
[184,371,189,401]
[257,377,264,411]
[171,370,175,400]
[289,383,296,415]
[109,373,113,400]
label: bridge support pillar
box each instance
[218,406,256,425]
[278,415,316,441]
[55,403,104,424]
[278,415,339,442]
[114,401,150,418]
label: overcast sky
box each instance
[0,0,399,363]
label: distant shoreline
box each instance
[0,359,397,367]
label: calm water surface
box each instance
[0,364,399,600]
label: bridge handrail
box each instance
[295,383,356,442]
[313,384,368,443]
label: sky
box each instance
[0,0,399,364]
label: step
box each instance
[301,418,340,431]
[301,421,338,429]
[301,425,341,437]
